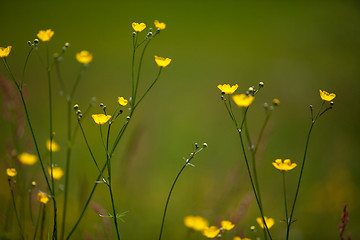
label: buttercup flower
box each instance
[202,226,221,238]
[92,114,111,125]
[154,56,171,68]
[48,167,64,180]
[46,139,60,152]
[6,168,17,177]
[232,94,255,107]
[217,84,238,94]
[184,216,209,231]
[272,159,297,171]
[76,50,93,64]
[234,237,251,240]
[221,220,235,230]
[37,29,55,42]
[118,97,128,106]
[18,152,38,165]
[132,22,146,32]
[154,20,166,30]
[0,46,12,58]
[319,90,336,102]
[37,191,50,204]
[256,216,275,229]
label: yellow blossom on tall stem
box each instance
[0,46,12,58]
[233,237,251,240]
[272,159,297,171]
[37,191,50,204]
[48,167,64,180]
[18,152,38,165]
[202,226,221,238]
[217,84,238,94]
[6,168,17,177]
[184,216,209,231]
[154,56,171,68]
[256,216,274,229]
[221,220,235,230]
[319,90,336,101]
[46,139,60,152]
[118,97,128,106]
[232,94,255,107]
[92,114,111,125]
[76,50,93,64]
[154,20,166,30]
[132,22,146,32]
[37,29,55,42]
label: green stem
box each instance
[20,47,34,89]
[131,34,138,106]
[8,179,24,239]
[282,172,289,221]
[33,203,43,240]
[254,111,272,155]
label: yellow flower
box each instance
[319,90,336,102]
[184,216,209,231]
[37,29,55,42]
[48,167,64,180]
[154,20,166,30]
[37,191,49,204]
[46,140,60,152]
[217,84,238,94]
[76,50,93,64]
[132,22,146,32]
[0,46,12,58]
[92,114,111,125]
[221,220,235,230]
[256,216,275,229]
[154,56,172,68]
[234,237,251,240]
[232,94,255,107]
[272,98,280,106]
[6,168,17,177]
[272,159,297,171]
[118,97,128,106]
[18,152,38,165]
[202,226,221,238]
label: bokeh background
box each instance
[0,0,359,239]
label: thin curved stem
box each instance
[8,179,24,239]
[20,47,34,89]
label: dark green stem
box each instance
[33,203,43,240]
[8,179,24,239]
[282,172,289,221]
[20,47,34,89]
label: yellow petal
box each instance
[0,46,12,58]
[37,29,54,42]
[154,20,166,30]
[132,22,146,32]
[18,152,38,165]
[6,168,17,177]
[217,84,238,94]
[48,167,64,180]
[256,216,274,229]
[46,140,60,152]
[319,90,336,101]
[232,94,254,107]
[221,220,235,230]
[118,97,128,106]
[202,226,220,238]
[76,50,93,64]
[37,191,50,204]
[92,114,112,125]
[154,56,172,68]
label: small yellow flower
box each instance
[217,84,238,94]
[0,46,12,58]
[272,98,280,106]
[154,56,172,68]
[46,140,60,152]
[234,237,251,240]
[118,97,128,106]
[37,29,55,42]
[48,167,64,180]
[6,168,17,177]
[256,216,275,229]
[221,220,235,230]
[37,191,50,204]
[232,94,255,107]
[132,22,146,32]
[184,216,209,231]
[92,114,111,125]
[76,50,93,64]
[18,152,38,165]
[31,181,37,187]
[319,90,336,102]
[202,226,221,238]
[272,159,297,171]
[154,20,166,30]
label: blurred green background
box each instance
[0,0,359,239]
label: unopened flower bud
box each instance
[272,98,280,106]
[100,103,104,107]
[31,181,36,187]
[203,143,208,148]
[330,101,334,106]
[259,82,264,87]
[64,42,70,48]
[73,104,79,109]
[34,39,39,45]
[132,32,136,37]
[195,143,199,149]
[27,41,32,46]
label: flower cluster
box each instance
[184,216,235,238]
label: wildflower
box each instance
[272,98,280,106]
[154,56,172,68]
[92,114,111,125]
[319,90,336,101]
[202,226,221,238]
[31,181,37,187]
[256,216,275,229]
[184,216,209,231]
[73,104,79,109]
[0,46,12,58]
[232,94,255,107]
[18,152,38,165]
[217,84,238,94]
[46,139,60,152]
[234,237,251,240]
[272,159,297,171]
[76,50,93,64]
[132,22,146,32]
[118,97,128,106]
[48,167,64,180]
[6,168,17,177]
[37,191,49,204]
[221,220,235,230]
[154,20,166,30]
[37,29,55,42]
